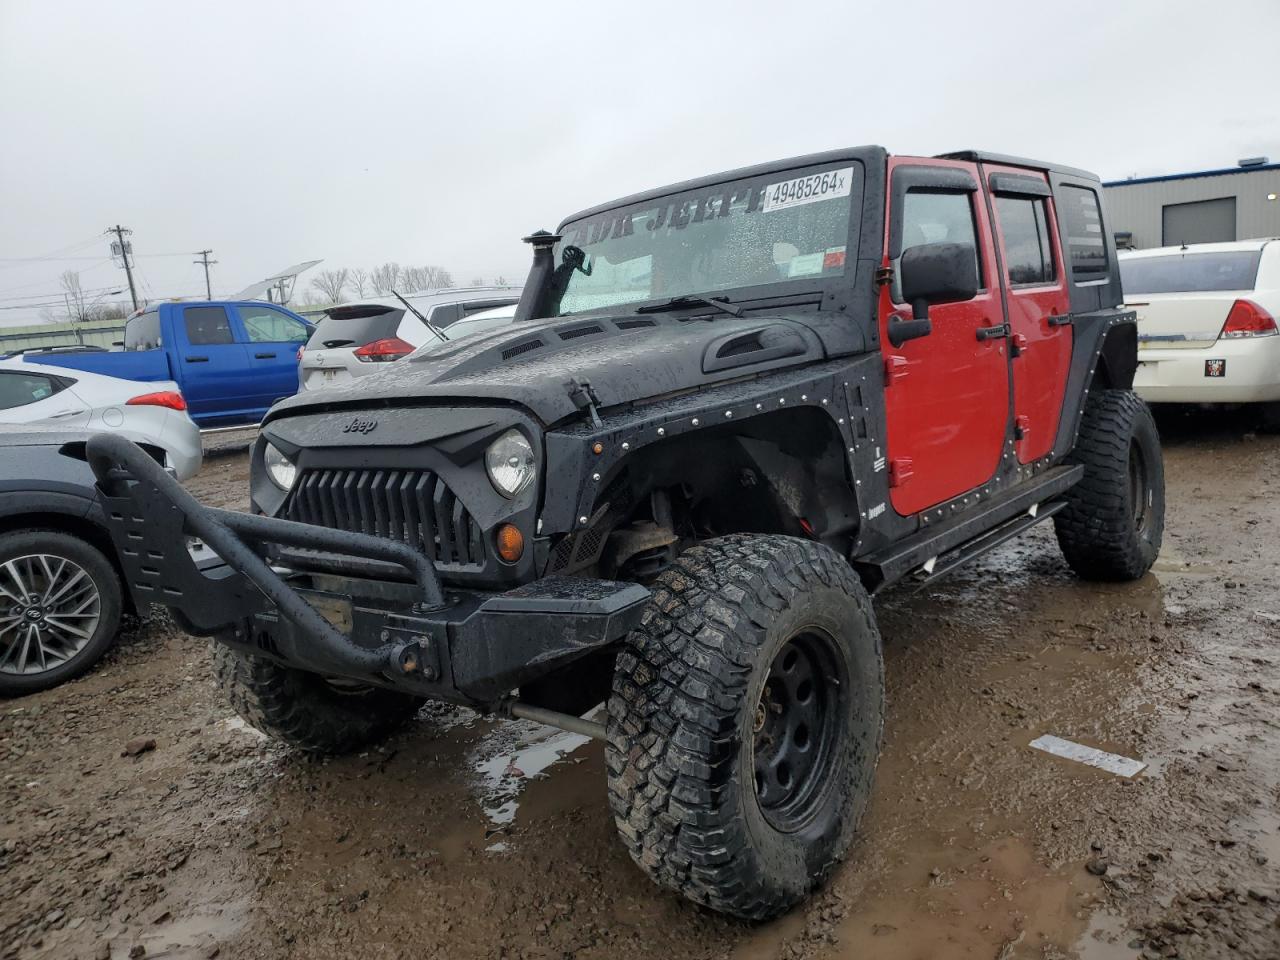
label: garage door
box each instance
[1162,197,1236,245]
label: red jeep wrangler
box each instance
[88,147,1163,920]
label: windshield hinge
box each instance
[875,266,894,286]
[566,378,604,429]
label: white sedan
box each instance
[0,358,203,479]
[1121,240,1280,414]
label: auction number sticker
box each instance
[763,167,854,213]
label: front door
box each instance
[879,158,1011,517]
[235,304,310,411]
[981,165,1073,463]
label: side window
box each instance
[994,196,1057,285]
[124,310,162,351]
[1059,185,1108,278]
[183,306,235,345]
[239,305,308,343]
[427,303,463,328]
[0,372,65,411]
[460,299,511,318]
[895,190,982,301]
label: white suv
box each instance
[1122,240,1280,412]
[299,286,520,390]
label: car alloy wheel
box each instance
[0,554,103,676]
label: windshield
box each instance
[550,161,861,316]
[1120,250,1263,295]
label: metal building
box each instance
[1102,158,1280,250]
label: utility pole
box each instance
[108,225,139,311]
[193,249,217,299]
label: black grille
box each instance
[284,468,485,566]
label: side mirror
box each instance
[889,242,980,347]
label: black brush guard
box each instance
[85,434,650,705]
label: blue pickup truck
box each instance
[29,301,312,427]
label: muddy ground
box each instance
[1,415,1277,960]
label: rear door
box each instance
[173,305,254,425]
[0,369,88,426]
[234,303,310,408]
[982,166,1073,463]
[880,158,1011,516]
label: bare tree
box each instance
[469,276,484,287]
[349,267,370,299]
[369,262,403,295]
[494,275,509,286]
[59,270,89,323]
[310,268,350,305]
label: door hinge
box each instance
[1014,415,1030,441]
[875,266,894,286]
[889,457,914,488]
[1011,333,1028,358]
[884,355,909,384]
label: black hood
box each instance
[266,310,869,428]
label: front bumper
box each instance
[1135,336,1280,404]
[85,433,649,707]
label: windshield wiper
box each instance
[392,289,449,341]
[635,295,744,319]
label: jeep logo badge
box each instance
[342,417,378,435]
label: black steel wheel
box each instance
[753,629,847,832]
[607,534,884,920]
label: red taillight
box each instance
[1219,299,1277,339]
[126,391,187,411]
[353,337,414,362]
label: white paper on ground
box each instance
[1029,734,1147,778]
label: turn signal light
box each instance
[354,337,415,362]
[495,523,525,563]
[126,391,187,410]
[1219,299,1277,339]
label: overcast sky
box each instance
[2,0,1277,326]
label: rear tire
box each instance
[212,644,423,754]
[1055,389,1164,581]
[0,530,123,697]
[606,535,884,920]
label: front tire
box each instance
[1055,389,1165,581]
[212,644,423,754]
[606,535,884,920]
[0,530,123,697]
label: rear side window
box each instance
[183,306,235,345]
[1059,185,1108,278]
[124,310,162,351]
[239,305,309,343]
[1120,250,1264,294]
[994,196,1056,285]
[306,307,403,349]
[0,371,66,411]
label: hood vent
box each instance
[702,324,809,374]
[615,318,657,330]
[502,338,545,361]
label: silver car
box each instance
[0,359,203,479]
[299,286,521,391]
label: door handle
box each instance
[50,408,86,419]
[254,352,277,359]
[185,355,209,363]
[1047,314,1073,327]
[975,323,1010,341]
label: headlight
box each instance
[485,429,536,498]
[263,442,297,491]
